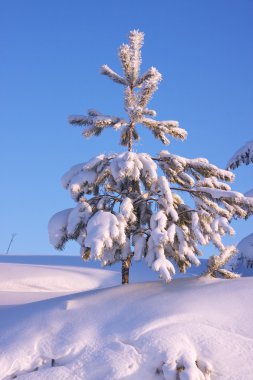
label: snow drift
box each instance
[0,256,253,379]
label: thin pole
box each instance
[6,233,17,254]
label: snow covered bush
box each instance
[49,30,253,283]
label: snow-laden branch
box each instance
[69,111,127,138]
[226,140,253,170]
[49,150,253,280]
[101,65,127,85]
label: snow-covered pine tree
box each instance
[48,30,253,284]
[226,141,253,272]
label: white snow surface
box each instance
[0,255,253,380]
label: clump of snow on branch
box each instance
[48,209,72,249]
[120,197,137,224]
[85,210,126,259]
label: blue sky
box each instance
[1,0,253,255]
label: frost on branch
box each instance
[49,30,253,283]
[69,109,127,138]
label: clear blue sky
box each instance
[1,0,253,255]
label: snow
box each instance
[86,210,126,259]
[225,233,253,276]
[196,187,245,200]
[133,234,146,261]
[67,202,92,237]
[110,152,143,182]
[191,212,206,245]
[48,209,72,248]
[68,170,97,199]
[61,163,85,189]
[245,188,253,198]
[237,232,253,260]
[226,140,253,170]
[138,153,158,184]
[120,197,136,223]
[0,255,253,379]
[0,263,119,305]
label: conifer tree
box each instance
[49,31,253,284]
[226,141,253,271]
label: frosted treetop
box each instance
[69,30,186,150]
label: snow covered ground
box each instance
[0,255,253,380]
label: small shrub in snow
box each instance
[49,30,253,283]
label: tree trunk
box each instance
[122,256,131,284]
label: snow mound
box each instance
[0,270,253,379]
[0,254,208,284]
[0,263,119,293]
